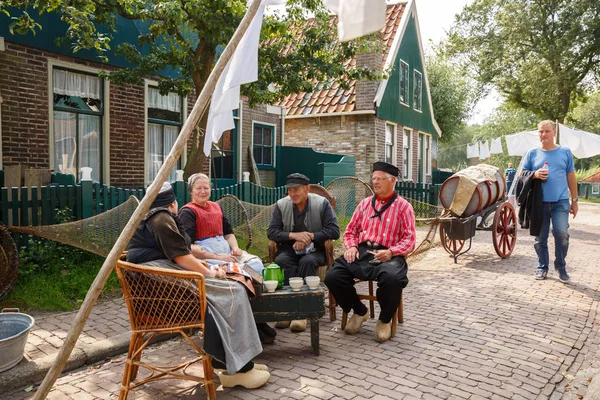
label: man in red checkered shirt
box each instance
[325,161,416,342]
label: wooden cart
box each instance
[439,200,517,263]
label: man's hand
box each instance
[534,168,548,181]
[344,246,359,263]
[230,247,242,257]
[373,249,393,263]
[293,241,306,252]
[571,201,578,218]
[290,231,313,245]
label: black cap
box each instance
[373,161,400,177]
[286,173,310,188]
[151,182,177,208]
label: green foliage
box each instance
[426,51,478,143]
[8,238,120,311]
[446,0,600,122]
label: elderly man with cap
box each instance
[126,182,271,389]
[325,161,416,342]
[267,173,340,332]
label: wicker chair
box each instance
[267,184,337,319]
[115,260,216,400]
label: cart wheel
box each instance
[439,223,465,255]
[492,202,517,258]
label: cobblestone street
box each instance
[4,202,600,400]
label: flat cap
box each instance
[373,161,400,177]
[286,173,310,188]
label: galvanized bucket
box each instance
[0,308,35,372]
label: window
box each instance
[385,123,396,164]
[146,87,183,186]
[211,121,236,180]
[253,123,275,168]
[399,60,409,105]
[52,68,103,181]
[403,128,412,180]
[413,70,423,111]
[424,134,432,175]
[593,184,600,195]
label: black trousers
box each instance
[274,246,326,285]
[325,244,408,323]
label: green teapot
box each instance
[262,263,284,289]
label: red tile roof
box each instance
[582,171,600,183]
[277,2,406,117]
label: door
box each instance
[211,119,238,188]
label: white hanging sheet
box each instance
[479,140,490,160]
[466,143,479,159]
[558,123,600,159]
[325,0,387,42]
[490,137,503,154]
[504,130,539,156]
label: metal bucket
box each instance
[0,308,35,372]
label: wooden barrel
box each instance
[439,165,505,217]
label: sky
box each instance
[412,0,501,124]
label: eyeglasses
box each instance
[371,177,391,182]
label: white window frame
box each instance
[592,184,600,195]
[48,59,110,183]
[144,80,187,187]
[413,70,423,112]
[385,122,397,165]
[423,133,432,176]
[402,128,412,181]
[251,121,277,168]
[399,60,410,106]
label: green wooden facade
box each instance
[377,15,437,137]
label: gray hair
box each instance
[188,173,210,193]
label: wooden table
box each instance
[250,285,325,355]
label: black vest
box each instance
[127,208,192,264]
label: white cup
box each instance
[264,280,278,293]
[305,276,320,290]
[289,279,303,291]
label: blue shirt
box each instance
[523,146,574,202]
[504,168,517,182]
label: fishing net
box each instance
[10,196,141,257]
[0,222,19,300]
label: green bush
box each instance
[7,238,120,311]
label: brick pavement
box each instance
[22,298,130,362]
[3,203,600,399]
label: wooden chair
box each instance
[339,281,404,338]
[267,184,338,319]
[115,260,216,400]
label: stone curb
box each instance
[0,332,178,393]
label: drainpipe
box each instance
[280,105,285,146]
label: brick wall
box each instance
[284,114,381,182]
[355,35,383,111]
[0,43,50,168]
[241,99,282,187]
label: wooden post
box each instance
[33,1,264,398]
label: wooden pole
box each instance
[33,1,264,398]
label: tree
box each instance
[446,0,600,123]
[566,91,600,170]
[426,51,477,144]
[3,0,383,176]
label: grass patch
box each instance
[581,197,600,203]
[5,238,121,312]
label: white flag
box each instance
[325,0,387,42]
[490,137,503,154]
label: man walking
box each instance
[523,120,578,283]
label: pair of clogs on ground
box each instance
[216,363,270,389]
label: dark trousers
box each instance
[274,246,326,285]
[325,244,408,323]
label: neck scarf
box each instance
[370,192,398,220]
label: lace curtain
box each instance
[53,69,100,99]
[147,123,178,186]
[53,112,100,181]
[148,88,180,112]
